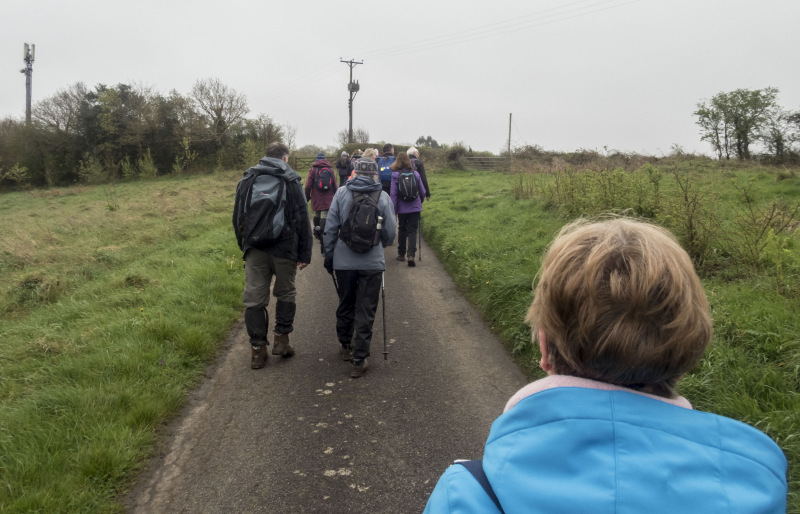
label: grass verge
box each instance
[0,173,244,512]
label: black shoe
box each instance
[350,358,369,378]
[407,259,415,267]
[396,255,405,261]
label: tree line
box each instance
[694,87,800,163]
[3,81,798,190]
[0,78,290,188]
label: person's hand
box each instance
[323,255,334,275]
[297,262,308,271]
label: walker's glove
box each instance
[324,254,334,275]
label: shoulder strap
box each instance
[456,460,504,513]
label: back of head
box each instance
[407,146,419,158]
[363,148,378,160]
[265,142,290,160]
[391,152,412,170]
[382,143,393,155]
[526,218,712,398]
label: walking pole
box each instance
[418,215,422,261]
[382,272,388,360]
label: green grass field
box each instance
[1,164,798,511]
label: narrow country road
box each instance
[125,236,528,513]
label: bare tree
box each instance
[33,82,88,134]
[354,127,370,145]
[336,129,349,147]
[283,124,297,151]
[191,78,249,145]
[337,127,369,146]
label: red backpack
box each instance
[314,167,334,191]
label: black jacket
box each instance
[336,157,353,177]
[411,157,431,198]
[233,157,313,263]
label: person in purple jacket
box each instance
[389,152,426,267]
[304,152,337,255]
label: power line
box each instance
[353,0,641,60]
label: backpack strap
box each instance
[456,460,504,513]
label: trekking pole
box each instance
[382,272,388,360]
[418,215,422,261]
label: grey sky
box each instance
[2,0,798,155]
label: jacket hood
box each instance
[312,159,333,168]
[247,157,301,182]
[346,175,383,193]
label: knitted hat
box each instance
[315,152,325,160]
[353,158,378,175]
[341,151,348,157]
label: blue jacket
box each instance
[323,175,396,271]
[424,377,787,513]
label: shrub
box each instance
[137,149,158,179]
[77,155,106,184]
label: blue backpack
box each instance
[377,156,395,185]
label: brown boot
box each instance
[272,333,295,357]
[251,344,268,369]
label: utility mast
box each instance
[21,43,35,125]
[340,58,363,144]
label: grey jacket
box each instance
[323,175,396,271]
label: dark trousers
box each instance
[334,269,382,361]
[397,211,421,258]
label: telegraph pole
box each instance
[340,58,363,144]
[21,43,35,125]
[508,113,512,170]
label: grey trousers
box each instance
[243,248,298,343]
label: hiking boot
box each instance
[251,344,268,369]
[339,344,352,361]
[407,259,416,267]
[350,358,369,378]
[396,255,405,262]
[272,333,295,357]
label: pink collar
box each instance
[504,375,693,413]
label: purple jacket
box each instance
[304,159,337,212]
[389,168,426,214]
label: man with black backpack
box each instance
[305,152,337,254]
[323,159,396,378]
[233,142,312,370]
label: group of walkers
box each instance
[233,141,429,379]
[233,142,788,511]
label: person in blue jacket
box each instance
[424,218,787,513]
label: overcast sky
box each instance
[1,0,798,155]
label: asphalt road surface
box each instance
[125,236,529,513]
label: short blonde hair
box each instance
[363,148,378,160]
[526,218,712,398]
